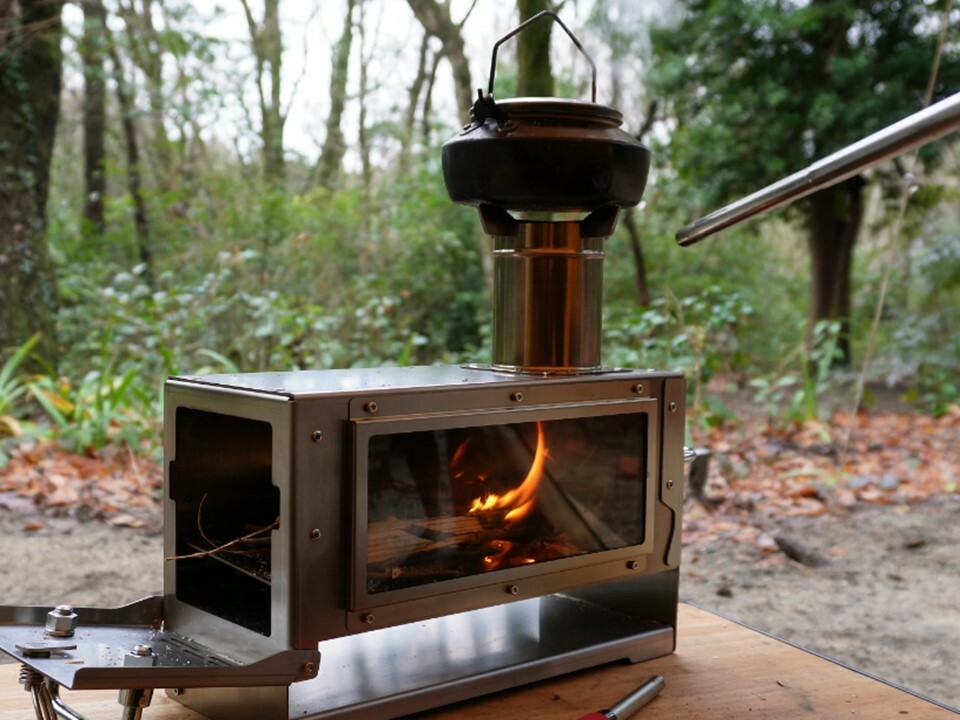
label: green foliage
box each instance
[0,334,41,420]
[604,285,754,410]
[0,334,43,466]
[649,0,960,208]
[875,224,960,415]
[31,367,156,456]
[749,320,844,428]
[4,1,956,469]
[39,153,488,458]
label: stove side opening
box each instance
[169,408,280,636]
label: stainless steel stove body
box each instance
[157,364,686,719]
[0,368,685,720]
[0,12,687,720]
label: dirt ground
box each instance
[680,496,960,710]
[1,494,957,711]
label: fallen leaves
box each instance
[0,407,956,551]
[684,408,960,562]
[0,441,162,531]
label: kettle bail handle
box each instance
[486,10,597,103]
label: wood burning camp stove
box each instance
[4,9,958,720]
[0,13,685,720]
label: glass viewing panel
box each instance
[365,413,647,594]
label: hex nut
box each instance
[45,605,78,637]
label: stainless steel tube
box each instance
[606,674,665,719]
[492,221,605,373]
[676,91,960,246]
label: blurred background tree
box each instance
[0,0,64,371]
[649,0,960,365]
[0,0,957,460]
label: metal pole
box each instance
[676,92,960,247]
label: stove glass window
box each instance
[365,413,647,594]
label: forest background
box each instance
[1,0,960,708]
[0,0,958,459]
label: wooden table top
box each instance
[0,604,955,719]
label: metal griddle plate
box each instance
[0,597,319,690]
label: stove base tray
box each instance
[174,589,676,720]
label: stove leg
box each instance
[118,687,154,720]
[19,665,57,720]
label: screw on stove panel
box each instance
[124,644,156,667]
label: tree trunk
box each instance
[420,47,441,145]
[806,176,865,366]
[117,0,173,191]
[357,0,373,242]
[81,0,107,235]
[397,31,430,175]
[316,0,356,190]
[241,0,285,188]
[516,0,554,97]
[405,0,474,124]
[0,0,62,370]
[623,209,650,307]
[106,31,154,285]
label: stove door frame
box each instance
[348,398,658,628]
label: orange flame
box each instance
[468,422,547,524]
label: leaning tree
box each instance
[650,0,960,364]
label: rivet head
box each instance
[510,392,523,403]
[311,430,323,443]
[309,528,322,541]
[364,401,378,414]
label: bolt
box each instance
[632,383,644,394]
[364,401,378,414]
[45,605,78,638]
[506,584,520,595]
[311,429,323,443]
[301,661,317,675]
[510,392,523,403]
[627,560,641,571]
[362,614,375,625]
[309,528,322,541]
[669,401,678,412]
[667,478,675,489]
[131,644,152,657]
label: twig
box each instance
[165,493,279,561]
[165,520,279,561]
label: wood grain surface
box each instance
[0,604,954,719]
